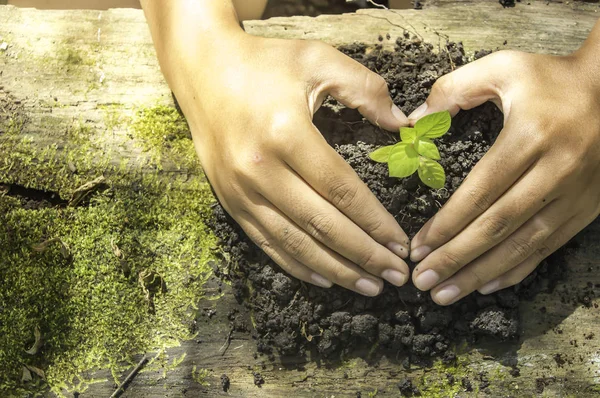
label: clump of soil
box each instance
[210,35,571,360]
[397,378,420,396]
[220,374,230,392]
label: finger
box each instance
[247,194,385,296]
[311,45,409,130]
[236,212,333,288]
[410,117,538,263]
[428,199,570,305]
[258,163,410,286]
[412,161,556,292]
[478,213,591,295]
[407,50,518,121]
[282,123,411,258]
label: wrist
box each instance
[570,20,600,93]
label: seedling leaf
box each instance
[415,110,451,139]
[369,144,396,163]
[400,127,417,142]
[418,158,446,189]
[388,143,419,178]
[415,138,440,160]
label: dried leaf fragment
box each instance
[25,326,43,355]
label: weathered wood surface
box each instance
[247,0,600,55]
[0,2,599,397]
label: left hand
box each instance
[406,40,600,305]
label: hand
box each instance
[174,33,411,296]
[407,43,600,305]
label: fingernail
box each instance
[414,269,440,291]
[391,104,408,124]
[311,273,333,288]
[478,279,501,295]
[387,242,409,259]
[434,285,461,305]
[408,103,428,121]
[410,246,431,262]
[381,269,408,286]
[355,278,382,296]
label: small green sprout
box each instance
[369,110,451,189]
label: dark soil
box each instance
[264,0,358,18]
[0,183,67,210]
[209,35,575,361]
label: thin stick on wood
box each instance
[219,327,234,356]
[365,0,388,8]
[109,355,148,398]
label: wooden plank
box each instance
[246,0,599,55]
[0,3,599,396]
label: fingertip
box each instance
[310,272,333,288]
[407,102,429,122]
[391,103,409,126]
[355,277,383,297]
[478,278,501,295]
[410,245,431,263]
[431,284,461,306]
[387,241,409,259]
[381,269,409,287]
[413,268,440,291]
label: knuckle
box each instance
[299,39,333,65]
[463,184,493,214]
[328,264,347,284]
[369,72,389,97]
[255,235,274,256]
[438,250,463,273]
[468,268,487,287]
[305,213,336,240]
[328,179,361,211]
[362,209,387,236]
[264,113,302,154]
[230,152,262,182]
[506,237,535,261]
[280,230,312,259]
[356,248,378,271]
[479,213,513,241]
[429,223,453,244]
[491,50,522,66]
[535,243,553,260]
[519,119,552,150]
[431,74,452,98]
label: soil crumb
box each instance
[221,374,230,392]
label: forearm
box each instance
[140,0,259,132]
[7,0,140,9]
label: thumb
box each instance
[315,49,409,131]
[408,50,517,123]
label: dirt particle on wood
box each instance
[252,371,265,387]
[220,374,230,392]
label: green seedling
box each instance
[369,110,451,189]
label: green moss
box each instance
[191,365,210,386]
[129,105,199,172]
[415,352,517,397]
[0,101,219,396]
[64,48,84,65]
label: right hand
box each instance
[172,33,411,296]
